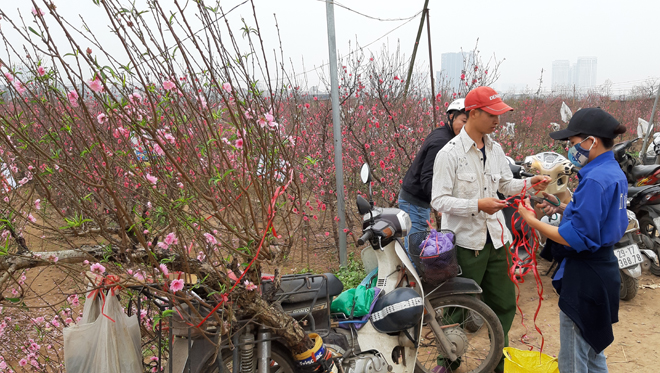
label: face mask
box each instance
[567,137,595,168]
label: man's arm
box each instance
[430,150,479,217]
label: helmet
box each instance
[370,288,423,333]
[446,98,465,114]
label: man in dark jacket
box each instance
[517,108,628,372]
[398,98,467,252]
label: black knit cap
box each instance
[550,108,620,141]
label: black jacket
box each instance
[400,125,455,208]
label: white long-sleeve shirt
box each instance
[431,128,534,250]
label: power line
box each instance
[294,13,421,78]
[316,0,422,22]
[137,0,249,67]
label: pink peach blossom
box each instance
[163,80,176,90]
[170,279,184,292]
[88,78,103,93]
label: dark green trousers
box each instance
[456,242,516,373]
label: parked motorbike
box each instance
[617,210,649,300]
[613,138,660,186]
[641,133,660,165]
[626,185,660,275]
[162,163,505,373]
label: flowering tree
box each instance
[0,0,318,369]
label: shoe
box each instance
[431,366,447,373]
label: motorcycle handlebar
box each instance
[521,171,534,178]
[357,230,373,246]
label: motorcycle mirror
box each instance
[356,195,371,215]
[360,163,372,184]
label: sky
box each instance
[1,0,658,95]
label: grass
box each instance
[333,253,366,289]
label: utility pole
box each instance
[325,0,347,267]
[425,8,437,127]
[640,84,660,163]
[403,0,430,96]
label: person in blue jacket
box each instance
[517,107,628,373]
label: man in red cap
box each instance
[431,86,550,372]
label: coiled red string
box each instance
[498,180,546,353]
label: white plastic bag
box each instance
[63,287,142,373]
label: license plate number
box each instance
[614,244,643,269]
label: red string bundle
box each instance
[498,180,547,353]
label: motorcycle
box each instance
[626,185,660,275]
[500,152,575,278]
[641,133,660,165]
[616,210,650,300]
[613,138,660,187]
[610,138,660,274]
[162,163,505,373]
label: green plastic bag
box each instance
[330,285,375,318]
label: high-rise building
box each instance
[551,57,597,91]
[552,60,571,90]
[575,57,597,89]
[438,51,474,94]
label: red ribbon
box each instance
[497,179,546,353]
[87,274,122,323]
[195,171,294,328]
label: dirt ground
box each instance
[507,259,660,372]
[278,242,660,372]
[9,234,660,372]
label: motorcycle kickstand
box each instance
[424,298,458,362]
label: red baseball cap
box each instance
[464,86,513,115]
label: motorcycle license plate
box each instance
[614,244,643,269]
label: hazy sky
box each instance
[2,0,658,94]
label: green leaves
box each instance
[28,27,42,38]
[304,156,318,166]
[333,253,366,289]
[209,169,234,185]
[59,212,93,230]
[152,310,175,331]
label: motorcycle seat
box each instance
[631,164,660,180]
[262,273,344,304]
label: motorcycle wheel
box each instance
[649,238,660,276]
[204,345,296,373]
[651,259,660,277]
[619,270,639,301]
[638,215,658,238]
[415,295,504,373]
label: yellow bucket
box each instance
[503,347,559,373]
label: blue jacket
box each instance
[553,150,628,353]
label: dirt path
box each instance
[508,259,660,372]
